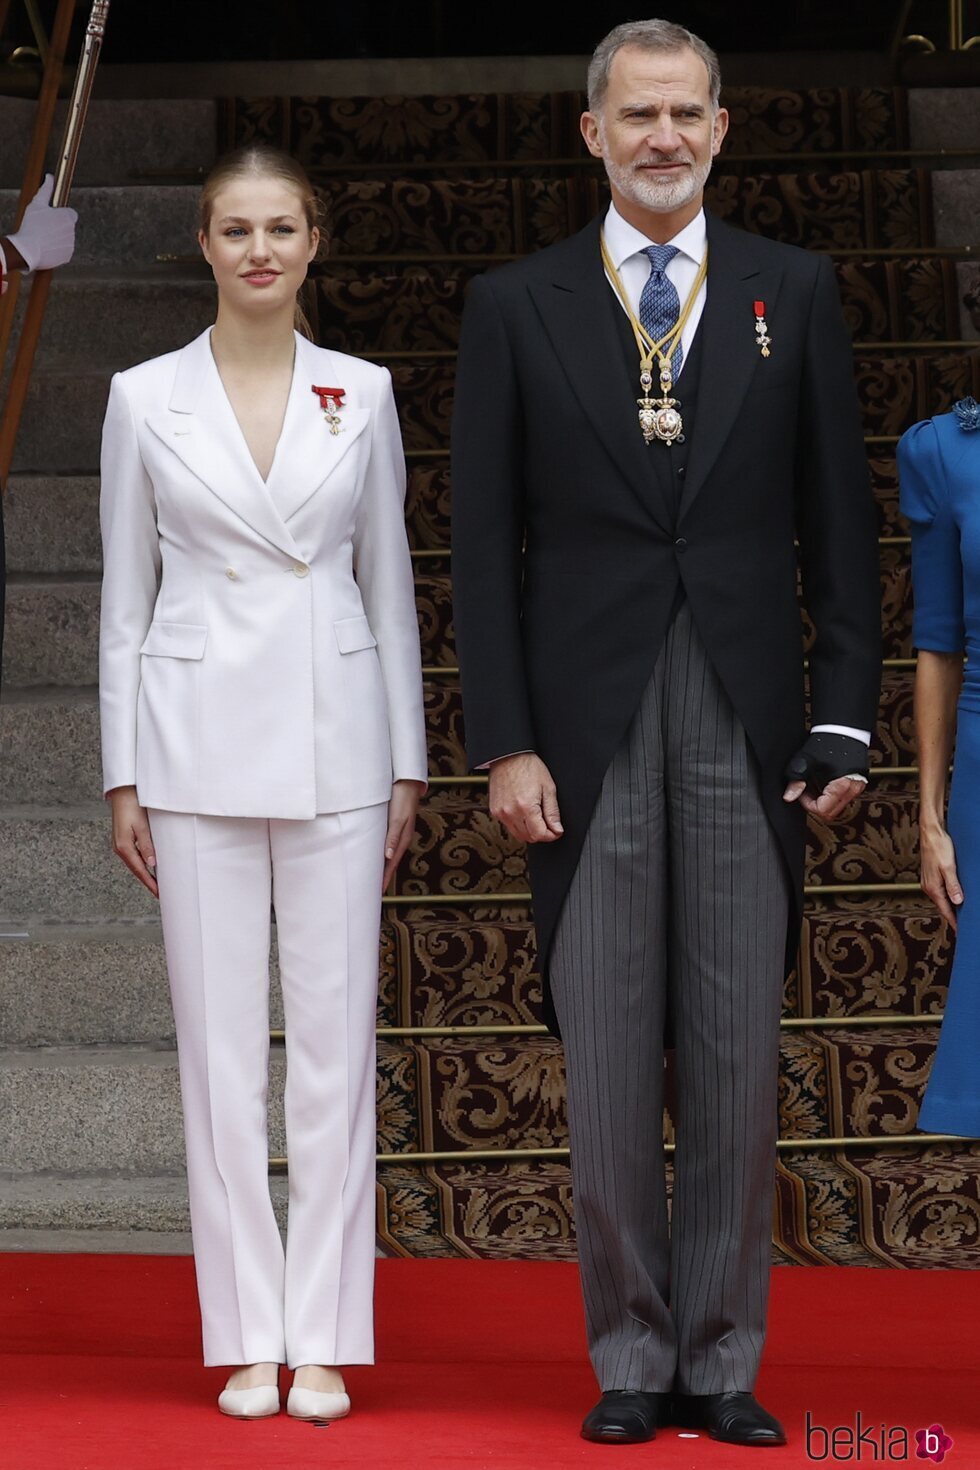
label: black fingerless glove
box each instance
[783,733,869,794]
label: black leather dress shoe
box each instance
[581,1390,672,1444]
[673,1392,786,1446]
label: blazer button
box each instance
[292,562,310,577]
[675,537,687,550]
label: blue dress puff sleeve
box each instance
[898,418,965,655]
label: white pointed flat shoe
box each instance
[217,1384,281,1419]
[286,1384,351,1421]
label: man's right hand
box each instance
[488,752,563,844]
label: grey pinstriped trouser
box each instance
[550,599,790,1395]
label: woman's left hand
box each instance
[383,779,425,891]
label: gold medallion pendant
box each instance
[638,397,684,445]
[638,368,683,445]
[600,232,708,447]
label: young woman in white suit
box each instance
[99,146,427,1421]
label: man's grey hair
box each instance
[587,19,722,114]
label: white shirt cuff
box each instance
[810,724,871,745]
[477,749,534,770]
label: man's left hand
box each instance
[783,773,866,822]
[782,731,869,822]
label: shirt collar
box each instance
[604,200,707,271]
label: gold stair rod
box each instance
[269,1015,941,1043]
[266,1133,974,1169]
[377,884,923,907]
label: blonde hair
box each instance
[199,144,326,339]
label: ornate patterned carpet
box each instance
[223,88,980,1267]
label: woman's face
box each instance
[199,173,318,312]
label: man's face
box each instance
[582,44,728,215]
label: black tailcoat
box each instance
[450,210,881,1026]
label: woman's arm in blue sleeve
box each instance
[899,418,965,655]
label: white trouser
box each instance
[148,803,388,1369]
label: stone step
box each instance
[223,88,911,169]
[1,580,100,687]
[0,893,949,1051]
[0,922,173,1047]
[0,784,926,924]
[0,1173,290,1240]
[0,676,465,802]
[909,89,980,152]
[0,544,918,688]
[0,1045,282,1172]
[0,1174,194,1236]
[3,172,932,284]
[0,662,918,813]
[8,349,946,477]
[0,1018,942,1180]
[931,169,980,247]
[0,804,159,922]
[0,452,908,579]
[22,268,216,373]
[316,256,966,354]
[0,687,102,805]
[15,1146,973,1265]
[2,476,102,575]
[2,464,454,573]
[0,915,287,1048]
[0,1044,290,1173]
[0,186,200,270]
[2,564,459,685]
[0,98,216,188]
[9,360,456,470]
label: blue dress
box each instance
[900,406,980,1137]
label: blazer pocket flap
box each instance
[334,614,378,654]
[140,621,208,659]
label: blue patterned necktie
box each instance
[638,243,683,385]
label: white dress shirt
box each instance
[484,204,870,763]
[602,200,708,363]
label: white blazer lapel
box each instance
[144,329,303,560]
[268,335,372,525]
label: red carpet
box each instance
[1,1256,977,1469]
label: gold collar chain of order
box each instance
[600,230,708,445]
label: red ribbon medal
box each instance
[312,385,346,434]
[753,301,771,358]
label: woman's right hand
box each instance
[920,824,963,930]
[108,786,159,898]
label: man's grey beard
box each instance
[603,150,713,214]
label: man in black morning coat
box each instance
[451,18,880,1450]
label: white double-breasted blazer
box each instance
[99,328,428,818]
